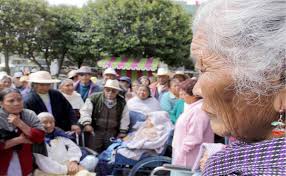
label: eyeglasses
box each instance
[104,88,118,93]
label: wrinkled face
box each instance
[34,83,51,94]
[1,92,23,114]
[170,82,180,97]
[174,75,186,82]
[104,87,119,100]
[78,73,91,85]
[104,74,116,81]
[191,30,275,140]
[137,86,150,100]
[140,78,150,86]
[13,77,22,87]
[132,82,139,93]
[1,78,12,88]
[157,75,169,85]
[119,81,130,91]
[60,82,74,95]
[41,117,55,133]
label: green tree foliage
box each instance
[90,0,193,68]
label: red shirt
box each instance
[0,128,45,176]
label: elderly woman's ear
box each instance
[273,88,286,111]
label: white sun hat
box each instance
[67,70,78,79]
[155,67,170,77]
[103,67,117,76]
[28,71,60,84]
[104,79,122,91]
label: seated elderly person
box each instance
[99,111,173,162]
[121,84,161,130]
[34,112,97,176]
[190,0,286,175]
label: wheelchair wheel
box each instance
[128,156,171,176]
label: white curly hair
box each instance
[193,0,286,96]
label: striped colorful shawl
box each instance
[203,137,286,176]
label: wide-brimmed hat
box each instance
[104,79,122,91]
[103,68,117,76]
[28,71,60,84]
[153,67,170,77]
[173,70,188,79]
[67,70,78,79]
[77,66,92,74]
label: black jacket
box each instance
[24,89,77,131]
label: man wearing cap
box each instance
[24,71,78,132]
[78,79,129,153]
[150,67,170,100]
[12,72,23,91]
[74,66,101,102]
[118,76,132,100]
[102,68,117,83]
[67,70,79,83]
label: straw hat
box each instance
[77,66,92,74]
[28,71,60,84]
[173,70,188,79]
[103,68,117,76]
[20,75,29,82]
[153,67,170,77]
[104,79,122,91]
[67,70,78,79]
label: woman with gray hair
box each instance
[59,79,84,119]
[190,0,285,175]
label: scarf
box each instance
[45,128,74,146]
[203,137,286,175]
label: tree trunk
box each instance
[56,49,67,77]
[4,49,10,75]
[28,56,45,70]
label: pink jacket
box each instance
[172,99,214,168]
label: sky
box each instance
[46,0,207,7]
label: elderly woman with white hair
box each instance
[34,112,97,176]
[0,74,12,91]
[60,79,84,119]
[189,0,285,175]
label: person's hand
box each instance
[67,161,79,175]
[7,114,22,127]
[83,125,94,133]
[117,133,127,139]
[199,151,208,172]
[18,133,32,144]
[71,125,81,134]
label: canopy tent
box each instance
[97,57,160,80]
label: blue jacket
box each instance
[74,80,102,101]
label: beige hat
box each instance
[68,70,78,79]
[104,79,122,91]
[103,68,117,76]
[20,75,29,82]
[77,66,92,74]
[154,67,170,77]
[28,71,60,84]
[173,70,188,79]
